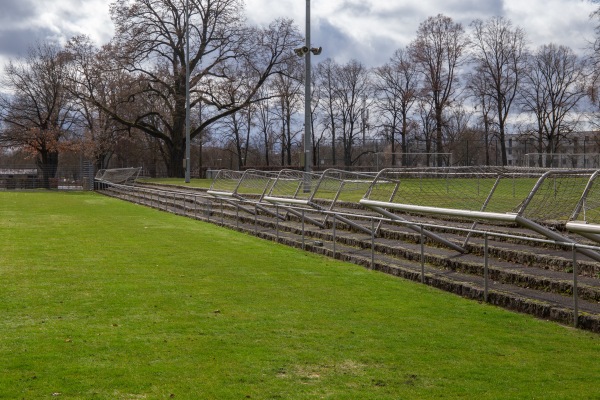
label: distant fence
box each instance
[0,162,95,190]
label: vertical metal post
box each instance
[254,204,258,235]
[573,246,579,328]
[302,210,305,250]
[371,218,375,268]
[302,0,312,192]
[276,204,280,242]
[420,225,425,283]
[332,214,337,258]
[484,233,489,302]
[513,175,516,198]
[184,0,191,183]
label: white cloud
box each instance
[504,0,597,52]
[244,0,597,66]
[31,0,114,46]
[0,0,597,68]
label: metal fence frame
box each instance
[97,179,600,329]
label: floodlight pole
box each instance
[184,0,191,183]
[302,0,313,192]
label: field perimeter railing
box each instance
[96,180,600,330]
[360,166,600,262]
[262,169,328,229]
[95,167,142,187]
[207,169,284,219]
[262,169,384,234]
[566,170,600,241]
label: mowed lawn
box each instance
[1,192,599,399]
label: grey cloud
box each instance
[0,28,58,58]
[0,0,60,57]
[335,0,373,14]
[0,0,37,25]
[313,18,396,67]
[445,0,503,16]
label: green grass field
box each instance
[2,191,600,399]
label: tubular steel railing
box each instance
[97,179,600,330]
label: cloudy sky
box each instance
[0,0,598,68]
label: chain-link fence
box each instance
[0,161,95,190]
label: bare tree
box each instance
[315,58,340,166]
[415,97,437,166]
[443,103,474,165]
[253,86,276,166]
[466,65,498,165]
[0,41,77,187]
[271,67,303,166]
[587,2,600,132]
[373,48,420,166]
[215,107,251,170]
[66,36,133,170]
[470,16,527,166]
[333,59,372,167]
[68,0,301,177]
[410,14,468,166]
[309,67,324,167]
[520,43,588,166]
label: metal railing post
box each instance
[573,246,579,328]
[484,233,489,302]
[302,210,305,250]
[420,225,425,283]
[276,204,280,242]
[371,218,375,268]
[333,214,337,258]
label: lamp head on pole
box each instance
[294,46,323,57]
[294,46,309,57]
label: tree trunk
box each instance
[37,150,59,189]
[435,109,444,167]
[401,112,409,166]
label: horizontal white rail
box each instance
[263,196,310,206]
[359,199,519,223]
[566,222,600,234]
[207,190,235,197]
